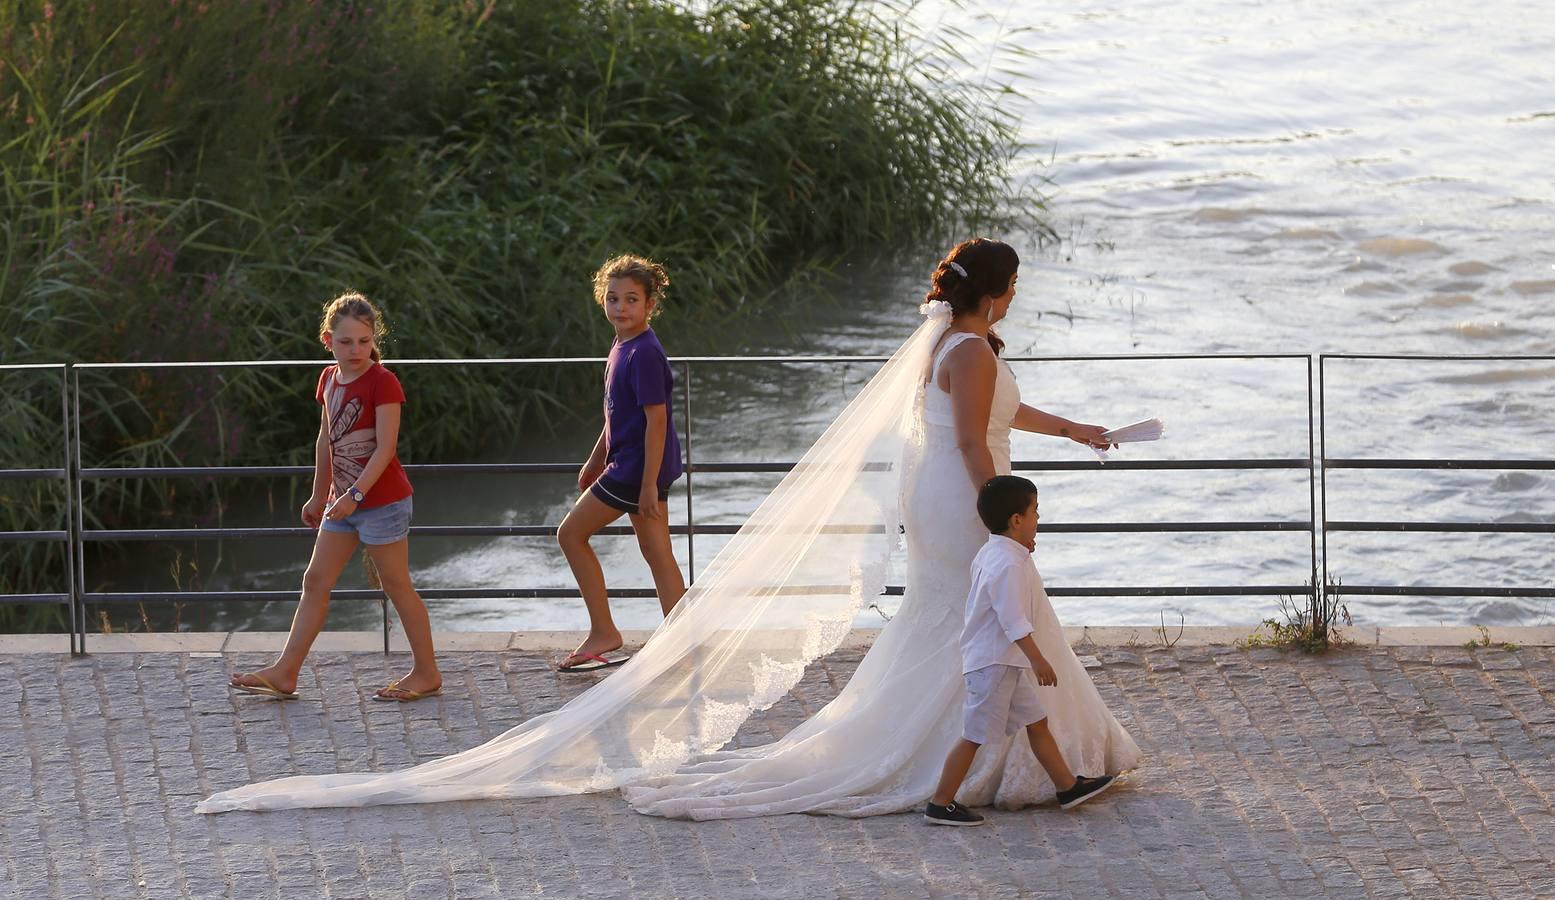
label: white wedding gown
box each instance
[625,332,1141,818]
[197,310,1139,816]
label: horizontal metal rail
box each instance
[1330,585,1555,598]
[75,457,1315,480]
[1043,585,1313,597]
[1320,353,1555,361]
[79,521,1314,542]
[1325,459,1555,470]
[0,468,66,480]
[83,583,1316,604]
[1327,522,1555,533]
[86,588,666,603]
[79,463,586,479]
[69,351,1321,370]
[0,531,70,542]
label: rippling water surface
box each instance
[213,0,1555,631]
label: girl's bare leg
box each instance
[230,528,359,694]
[557,491,627,665]
[365,538,441,698]
[629,508,686,616]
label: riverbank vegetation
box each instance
[0,0,1037,620]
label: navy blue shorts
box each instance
[590,474,670,516]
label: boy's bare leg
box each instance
[930,739,982,806]
[366,538,442,698]
[558,492,628,665]
[230,528,359,694]
[1026,718,1078,792]
[629,509,686,616]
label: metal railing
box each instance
[3,353,1549,654]
[0,364,80,653]
[1317,353,1555,602]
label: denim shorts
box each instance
[321,495,413,544]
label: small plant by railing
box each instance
[1462,625,1521,654]
[1237,583,1352,654]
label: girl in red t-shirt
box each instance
[229,293,442,702]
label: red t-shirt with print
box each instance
[315,362,413,510]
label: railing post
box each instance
[71,365,88,654]
[682,360,695,585]
[1317,355,1331,622]
[1306,355,1322,632]
[61,365,81,656]
[680,360,703,743]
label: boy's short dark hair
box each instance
[977,475,1039,534]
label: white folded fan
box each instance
[1092,417,1165,462]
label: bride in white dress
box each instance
[197,238,1140,817]
[626,238,1141,818]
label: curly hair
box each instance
[592,254,670,319]
[923,238,1019,355]
[318,291,388,362]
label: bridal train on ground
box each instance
[624,329,1141,818]
[198,307,1139,817]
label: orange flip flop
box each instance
[558,650,631,673]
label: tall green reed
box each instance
[0,0,1039,620]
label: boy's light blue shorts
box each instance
[321,496,412,545]
[963,663,1047,745]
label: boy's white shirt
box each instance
[959,534,1040,674]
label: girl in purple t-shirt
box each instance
[556,255,687,672]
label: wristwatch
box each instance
[347,485,365,503]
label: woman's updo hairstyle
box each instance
[923,238,1019,355]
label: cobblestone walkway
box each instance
[5,643,1555,898]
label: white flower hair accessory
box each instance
[946,261,967,277]
[919,299,952,321]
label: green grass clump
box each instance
[0,0,1038,617]
[1237,590,1352,654]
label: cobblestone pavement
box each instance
[5,643,1555,899]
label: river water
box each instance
[198,0,1555,632]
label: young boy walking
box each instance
[924,475,1116,826]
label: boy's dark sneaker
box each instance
[1057,775,1115,809]
[923,801,985,826]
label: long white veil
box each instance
[197,311,948,813]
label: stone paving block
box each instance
[181,873,231,898]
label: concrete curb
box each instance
[5,624,1553,654]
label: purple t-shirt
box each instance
[602,328,684,488]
